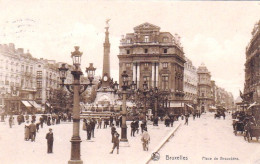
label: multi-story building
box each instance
[210,80,234,110]
[0,44,38,113]
[35,59,74,112]
[0,43,74,114]
[244,20,260,104]
[197,63,213,112]
[183,57,198,106]
[118,22,186,114]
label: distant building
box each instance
[0,43,74,114]
[244,20,260,104]
[183,57,198,106]
[118,22,186,114]
[197,63,213,112]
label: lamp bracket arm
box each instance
[65,84,74,94]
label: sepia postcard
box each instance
[0,1,260,164]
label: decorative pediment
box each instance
[134,22,160,32]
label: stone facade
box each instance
[197,63,213,112]
[183,57,198,105]
[0,43,74,113]
[118,22,186,106]
[244,20,260,104]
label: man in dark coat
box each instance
[47,116,51,126]
[86,121,92,140]
[46,128,54,153]
[40,116,44,128]
[111,124,116,143]
[109,114,114,127]
[130,121,135,137]
[110,131,120,154]
[29,121,37,141]
[90,119,96,138]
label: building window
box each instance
[144,36,149,43]
[127,50,130,54]
[164,49,168,53]
[37,81,42,88]
[37,90,42,98]
[162,62,168,68]
[37,71,42,78]
[144,63,149,67]
[163,37,168,42]
[162,76,169,90]
[127,39,131,44]
[143,76,150,88]
[144,49,148,53]
[38,65,41,68]
[126,63,131,67]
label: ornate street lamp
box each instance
[86,63,96,84]
[120,70,129,143]
[59,46,95,164]
[59,63,69,86]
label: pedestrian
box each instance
[32,114,36,123]
[90,119,96,138]
[29,121,37,142]
[135,120,139,134]
[109,114,113,127]
[9,116,13,128]
[110,131,120,154]
[25,114,29,122]
[24,123,30,141]
[83,119,87,131]
[36,122,40,132]
[185,115,189,125]
[40,116,44,128]
[46,128,54,153]
[111,124,116,142]
[131,121,136,137]
[97,117,102,129]
[116,116,119,127]
[141,128,150,151]
[141,120,147,133]
[47,115,51,126]
[86,121,92,140]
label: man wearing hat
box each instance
[46,128,54,153]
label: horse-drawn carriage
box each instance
[243,104,260,142]
[233,121,245,135]
[214,106,226,119]
[245,126,260,142]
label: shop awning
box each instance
[186,104,194,109]
[209,106,217,109]
[247,102,257,110]
[29,101,41,109]
[170,102,184,108]
[21,101,32,107]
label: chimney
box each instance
[9,43,15,53]
[17,48,24,54]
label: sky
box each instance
[0,0,260,99]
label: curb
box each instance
[145,123,182,164]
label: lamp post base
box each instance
[68,160,83,164]
[120,139,130,147]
